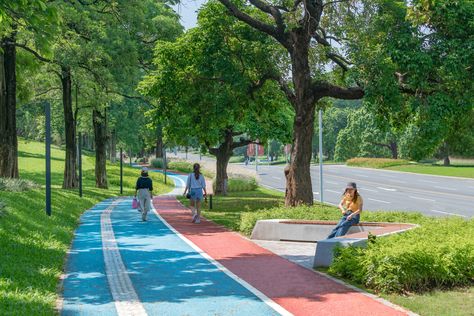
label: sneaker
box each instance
[195,216,201,224]
[191,214,197,223]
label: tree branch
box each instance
[14,42,52,63]
[313,81,364,99]
[232,139,253,149]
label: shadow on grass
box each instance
[18,150,64,162]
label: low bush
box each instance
[150,158,164,168]
[329,217,474,294]
[346,158,409,168]
[167,161,193,173]
[212,175,258,193]
[229,156,245,163]
[0,177,39,192]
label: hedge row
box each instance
[346,158,410,168]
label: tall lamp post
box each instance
[319,109,324,203]
[45,101,51,216]
[120,147,123,194]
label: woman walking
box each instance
[183,163,207,224]
[135,167,153,221]
[327,182,363,238]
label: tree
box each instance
[214,0,366,205]
[140,2,293,194]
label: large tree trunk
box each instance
[285,33,315,206]
[210,130,234,195]
[61,65,78,188]
[93,109,108,188]
[390,141,398,159]
[0,34,19,178]
[442,142,450,166]
[155,124,163,158]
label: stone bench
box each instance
[250,219,418,268]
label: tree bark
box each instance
[109,129,116,162]
[0,34,19,178]
[390,141,398,159]
[209,131,234,195]
[93,109,108,188]
[155,125,163,158]
[442,142,450,166]
[285,32,316,206]
[61,65,78,188]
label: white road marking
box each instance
[355,174,369,178]
[325,189,341,194]
[101,199,148,316]
[360,188,378,193]
[368,198,391,204]
[272,176,282,180]
[325,180,338,185]
[409,196,435,202]
[377,187,397,192]
[151,202,292,316]
[419,179,439,184]
[435,186,457,191]
[389,179,407,184]
[430,210,467,218]
[313,191,320,195]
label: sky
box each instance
[172,0,207,30]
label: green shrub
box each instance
[0,177,39,192]
[168,161,193,173]
[212,175,258,193]
[229,156,245,163]
[329,217,474,294]
[346,158,410,168]
[151,158,164,168]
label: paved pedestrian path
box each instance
[60,171,414,315]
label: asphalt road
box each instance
[172,152,474,218]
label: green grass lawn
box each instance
[0,139,173,315]
[178,187,285,231]
[386,164,474,179]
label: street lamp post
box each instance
[78,132,82,197]
[45,101,51,216]
[120,147,123,194]
[319,109,324,203]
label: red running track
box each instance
[153,196,412,316]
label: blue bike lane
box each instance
[60,194,283,315]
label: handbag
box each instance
[186,193,191,199]
[132,197,139,209]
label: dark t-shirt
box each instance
[135,176,153,191]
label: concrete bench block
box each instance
[313,238,367,267]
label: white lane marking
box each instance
[325,189,341,194]
[389,179,407,184]
[313,191,320,195]
[272,176,282,180]
[355,174,369,178]
[151,201,292,316]
[101,199,148,316]
[325,180,338,185]
[377,187,397,192]
[419,179,439,184]
[435,186,457,191]
[409,196,435,202]
[360,188,378,193]
[430,210,467,218]
[368,198,391,204]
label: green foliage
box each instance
[167,161,194,174]
[0,177,39,192]
[346,158,410,168]
[151,158,164,169]
[213,175,257,192]
[329,217,474,294]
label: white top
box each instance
[187,173,206,189]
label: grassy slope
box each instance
[386,164,474,179]
[0,140,173,315]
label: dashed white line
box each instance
[360,188,378,193]
[272,176,282,180]
[389,179,407,184]
[430,210,467,218]
[325,180,338,185]
[368,198,391,204]
[377,187,397,192]
[419,179,439,184]
[409,196,435,202]
[355,174,369,178]
[435,186,457,191]
[313,191,320,195]
[325,189,341,194]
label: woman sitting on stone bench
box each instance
[327,182,363,239]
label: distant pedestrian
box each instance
[327,182,363,238]
[135,167,153,221]
[183,163,207,224]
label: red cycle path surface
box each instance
[153,196,411,316]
